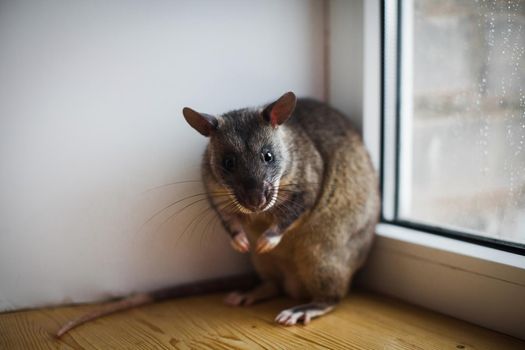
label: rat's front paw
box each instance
[230,231,250,253]
[256,231,282,253]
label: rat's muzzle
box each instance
[238,178,272,212]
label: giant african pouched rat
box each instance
[56,92,379,336]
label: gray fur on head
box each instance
[184,92,297,212]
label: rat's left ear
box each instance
[263,91,297,127]
[182,107,218,137]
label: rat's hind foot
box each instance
[275,302,335,326]
[224,281,279,307]
[224,291,254,306]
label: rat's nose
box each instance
[241,178,268,211]
[245,191,267,210]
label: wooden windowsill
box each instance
[0,291,522,349]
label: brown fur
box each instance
[201,94,380,323]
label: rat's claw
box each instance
[231,232,250,253]
[255,233,282,254]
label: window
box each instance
[381,0,525,255]
[360,0,525,338]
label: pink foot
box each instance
[255,233,282,253]
[275,303,335,326]
[230,232,250,253]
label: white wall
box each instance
[0,0,325,311]
[328,0,364,130]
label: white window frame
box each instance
[360,0,525,339]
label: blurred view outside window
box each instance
[399,0,525,245]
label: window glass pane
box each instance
[400,0,525,244]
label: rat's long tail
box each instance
[56,273,259,338]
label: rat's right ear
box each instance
[182,107,218,137]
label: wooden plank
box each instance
[0,291,523,349]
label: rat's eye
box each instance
[222,155,236,171]
[262,151,274,163]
